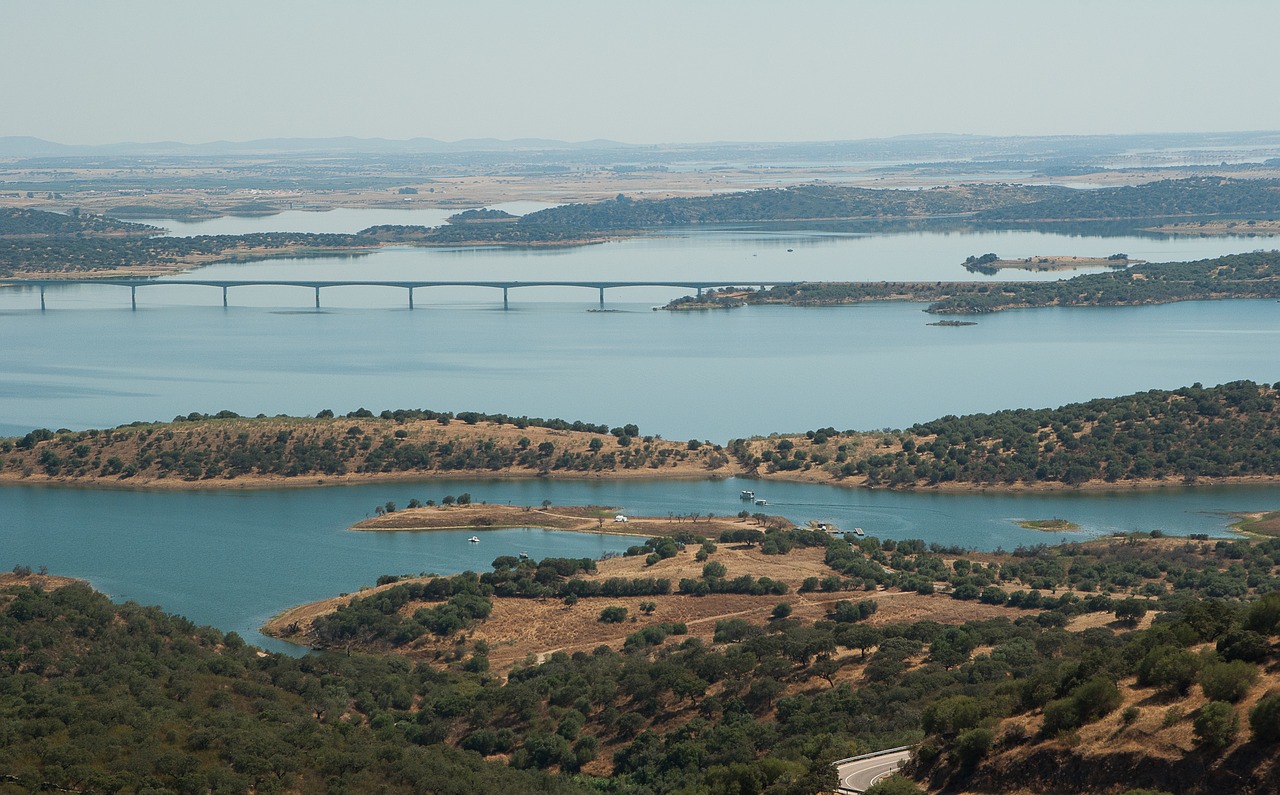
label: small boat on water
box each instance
[467,536,480,543]
[518,551,530,559]
[740,490,755,500]
[755,498,768,506]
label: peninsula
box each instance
[661,250,1280,314]
[4,380,1279,493]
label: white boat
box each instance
[755,498,767,506]
[740,490,755,500]
[518,551,530,559]
[467,536,480,543]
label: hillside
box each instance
[240,528,1280,791]
[360,178,1280,248]
[0,206,381,278]
[13,530,1280,792]
[0,409,732,486]
[5,382,1280,492]
[0,206,159,238]
[734,380,1280,490]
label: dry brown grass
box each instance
[0,416,738,489]
[264,543,1037,674]
[354,504,784,539]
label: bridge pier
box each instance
[697,287,703,300]
[408,288,414,310]
[39,285,45,311]
[314,287,321,309]
[222,286,228,308]
[599,287,605,308]
[503,287,509,310]
[131,285,137,311]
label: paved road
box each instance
[836,748,913,792]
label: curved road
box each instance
[836,748,913,792]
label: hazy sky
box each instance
[5,0,1279,145]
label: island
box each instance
[1015,518,1081,532]
[962,252,1142,274]
[660,250,1280,315]
[352,502,790,537]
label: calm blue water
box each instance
[0,299,1276,441]
[3,224,1279,647]
[3,477,1277,651]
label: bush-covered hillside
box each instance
[737,380,1280,488]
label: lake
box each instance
[3,477,1275,652]
[3,221,1279,647]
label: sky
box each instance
[4,0,1280,146]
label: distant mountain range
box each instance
[0,135,637,158]
[4,130,1280,167]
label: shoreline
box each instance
[3,468,1280,496]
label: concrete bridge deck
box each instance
[0,279,792,310]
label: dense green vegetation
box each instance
[740,380,1280,488]
[0,581,587,794]
[0,408,738,482]
[0,231,373,276]
[15,528,1280,793]
[665,250,1280,314]
[975,177,1280,221]
[366,178,1280,248]
[0,207,158,238]
[0,207,377,276]
[514,184,1047,229]
[359,222,601,246]
[928,250,1280,313]
[7,381,1280,491]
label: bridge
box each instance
[1,279,793,310]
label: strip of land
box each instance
[4,380,1279,493]
[1015,519,1081,532]
[662,250,1280,314]
[353,503,786,537]
[1230,511,1280,537]
[964,255,1143,273]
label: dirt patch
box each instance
[0,572,82,591]
[354,503,786,538]
[1232,511,1280,536]
[264,544,1038,673]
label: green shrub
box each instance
[951,727,993,768]
[1198,660,1259,703]
[598,606,627,623]
[1250,694,1280,742]
[864,776,926,795]
[1193,701,1239,749]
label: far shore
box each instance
[3,467,1280,496]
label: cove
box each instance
[3,477,1276,651]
